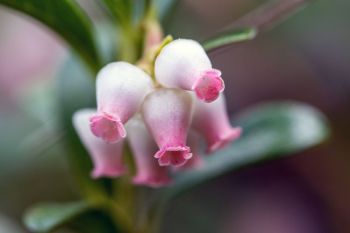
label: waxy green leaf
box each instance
[203,28,257,52]
[0,0,101,73]
[23,201,90,233]
[163,102,329,200]
[101,0,133,25]
[56,56,113,199]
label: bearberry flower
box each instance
[154,39,224,102]
[192,94,242,153]
[90,62,153,143]
[141,88,193,167]
[73,109,127,178]
[126,115,171,187]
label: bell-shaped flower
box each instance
[73,109,127,178]
[142,88,193,167]
[154,39,224,103]
[126,115,171,187]
[192,94,242,153]
[90,62,153,143]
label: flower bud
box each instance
[90,62,153,143]
[141,88,193,167]
[73,109,127,178]
[126,115,171,187]
[192,94,242,153]
[155,39,224,102]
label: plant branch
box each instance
[207,0,313,53]
[230,0,312,31]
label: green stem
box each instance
[107,200,134,233]
[118,26,140,62]
[144,0,156,20]
[107,1,166,232]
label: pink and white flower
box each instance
[154,39,224,103]
[90,62,153,143]
[142,88,193,167]
[192,94,242,153]
[126,115,171,187]
[73,109,127,178]
[71,37,242,184]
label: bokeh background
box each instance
[0,0,349,232]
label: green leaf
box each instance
[0,0,101,73]
[129,0,178,22]
[23,201,90,233]
[203,28,257,52]
[101,0,132,25]
[163,102,329,199]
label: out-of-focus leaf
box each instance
[0,214,25,233]
[99,0,140,62]
[162,102,329,200]
[130,0,178,21]
[56,55,111,199]
[0,0,101,73]
[54,56,120,230]
[94,22,119,65]
[23,201,90,233]
[203,28,257,52]
[101,0,132,25]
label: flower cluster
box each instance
[73,39,241,187]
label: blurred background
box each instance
[0,0,349,232]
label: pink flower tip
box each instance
[132,175,172,188]
[207,127,242,153]
[155,146,193,167]
[90,113,126,143]
[91,164,127,179]
[192,69,225,103]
